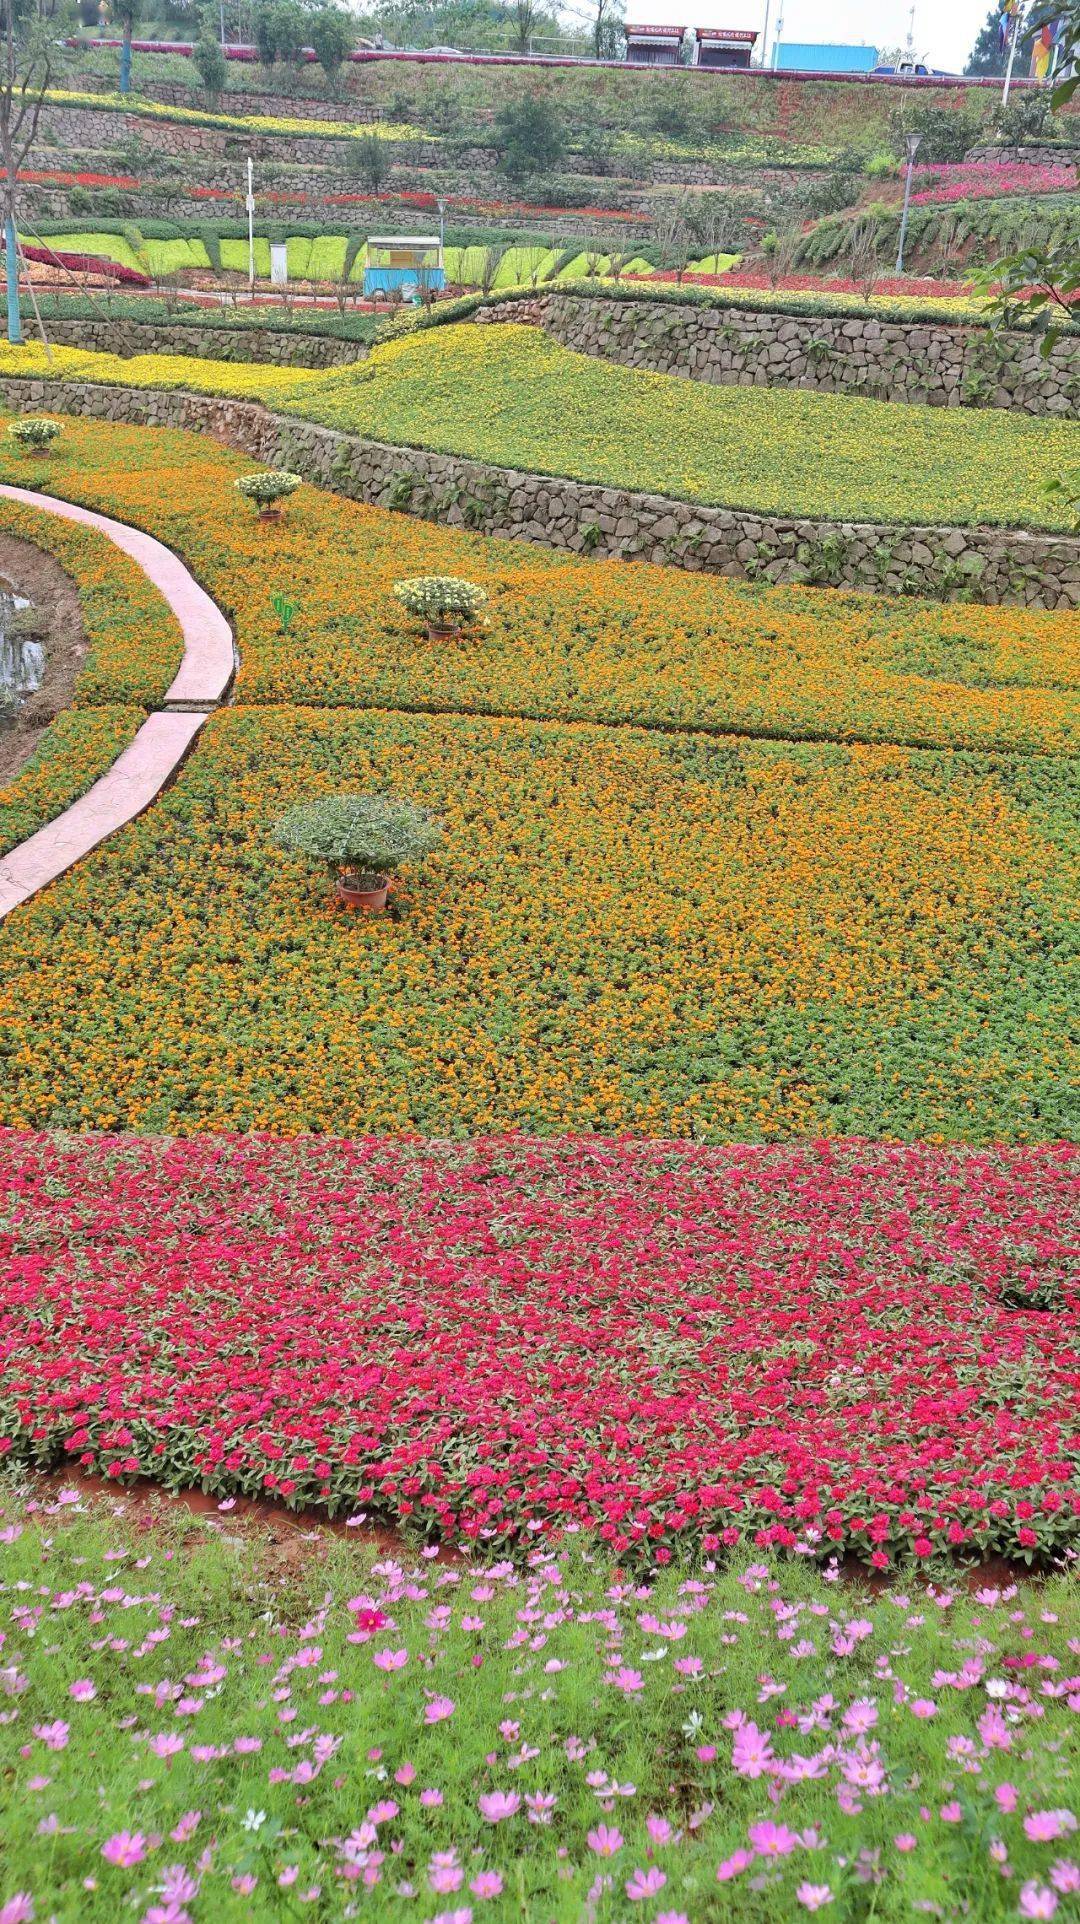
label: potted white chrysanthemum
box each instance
[235,471,303,523]
[272,792,443,912]
[393,576,488,641]
[8,417,62,453]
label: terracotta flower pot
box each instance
[426,618,463,641]
[258,504,283,523]
[336,874,390,913]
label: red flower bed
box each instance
[1,1132,1077,1564]
[8,241,150,285]
[2,167,139,190]
[912,160,1078,205]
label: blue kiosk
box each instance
[363,235,446,301]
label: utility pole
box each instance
[246,154,255,295]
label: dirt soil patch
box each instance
[0,530,87,787]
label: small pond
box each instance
[0,576,40,716]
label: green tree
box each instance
[346,132,389,191]
[253,0,307,65]
[493,91,564,177]
[193,26,227,102]
[309,4,353,75]
[967,4,1011,74]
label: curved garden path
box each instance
[0,486,234,922]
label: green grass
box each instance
[287,322,1080,533]
[1,1481,1078,1922]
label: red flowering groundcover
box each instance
[1,1132,1077,1565]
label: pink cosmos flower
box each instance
[940,1803,963,1824]
[0,1897,34,1924]
[1050,1862,1080,1895]
[625,1867,666,1901]
[477,1792,519,1824]
[910,1700,938,1720]
[716,1849,754,1882]
[424,1697,455,1725]
[588,1823,624,1857]
[893,1834,917,1852]
[69,1681,96,1702]
[1019,1884,1059,1920]
[373,1649,409,1671]
[1025,1813,1078,1844]
[32,1722,69,1752]
[731,1721,775,1779]
[747,1820,800,1858]
[797,1887,834,1913]
[102,1831,148,1868]
[470,1872,503,1898]
[609,1668,644,1695]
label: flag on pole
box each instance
[999,0,1019,49]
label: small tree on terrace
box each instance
[493,91,564,178]
[310,4,353,78]
[0,0,71,344]
[193,24,227,104]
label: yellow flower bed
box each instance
[4,416,1077,758]
[0,416,1073,1144]
[2,326,1077,532]
[0,704,1071,1141]
[45,87,428,141]
[287,324,1080,533]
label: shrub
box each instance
[493,93,565,180]
[8,417,62,449]
[192,31,227,106]
[234,469,302,508]
[393,575,489,626]
[272,791,443,886]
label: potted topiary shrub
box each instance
[272,792,443,912]
[8,417,62,453]
[234,470,303,523]
[393,575,488,641]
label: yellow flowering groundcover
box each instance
[0,705,1073,1142]
[0,492,183,855]
[287,324,1080,533]
[5,419,1078,757]
[0,417,1075,1144]
[44,88,427,141]
[2,329,1079,532]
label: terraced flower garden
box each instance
[0,270,1076,1918]
[2,324,1079,529]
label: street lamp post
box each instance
[246,155,256,297]
[895,131,922,277]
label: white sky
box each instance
[623,0,990,73]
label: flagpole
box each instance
[1002,2,1025,105]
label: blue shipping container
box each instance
[775,42,878,73]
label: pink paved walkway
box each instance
[0,487,234,920]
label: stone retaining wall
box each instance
[964,142,1080,166]
[474,292,1080,416]
[34,317,367,367]
[3,375,1078,608]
